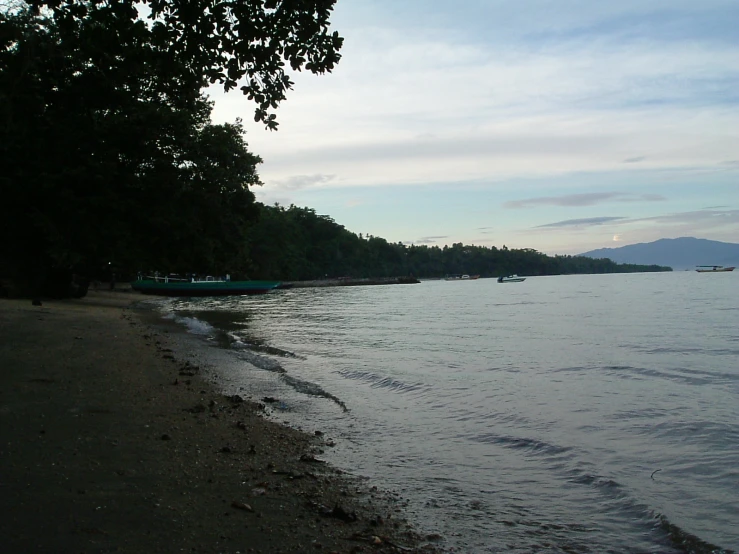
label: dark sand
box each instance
[0,292,445,553]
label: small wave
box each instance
[601,365,727,386]
[163,313,215,336]
[233,349,285,373]
[469,432,572,457]
[228,332,302,359]
[649,419,739,444]
[337,369,428,394]
[281,374,347,411]
[655,513,734,554]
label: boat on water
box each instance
[445,274,480,281]
[132,275,281,296]
[695,265,735,273]
[497,274,526,283]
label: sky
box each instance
[209,0,739,255]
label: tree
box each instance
[26,0,343,129]
[1,1,343,296]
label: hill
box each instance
[579,237,739,270]
[245,204,670,280]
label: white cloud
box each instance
[208,0,739,253]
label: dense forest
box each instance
[1,0,342,296]
[246,204,671,281]
[0,1,668,298]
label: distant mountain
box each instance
[578,237,739,270]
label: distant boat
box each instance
[132,275,281,296]
[497,274,526,283]
[695,266,735,273]
[445,274,480,281]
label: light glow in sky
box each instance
[209,0,739,255]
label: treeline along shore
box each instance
[0,292,444,553]
[2,3,668,301]
[243,205,672,283]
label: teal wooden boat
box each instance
[132,276,281,296]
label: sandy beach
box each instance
[0,292,444,553]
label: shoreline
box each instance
[0,292,444,553]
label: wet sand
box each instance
[0,292,444,553]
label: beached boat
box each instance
[445,274,480,281]
[132,275,281,296]
[497,274,526,283]
[695,266,735,273]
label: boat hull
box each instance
[131,280,281,296]
[498,274,526,283]
[695,267,735,273]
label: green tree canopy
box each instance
[245,205,672,281]
[26,0,343,129]
[1,1,342,296]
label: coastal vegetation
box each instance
[1,1,667,298]
[0,0,342,296]
[247,205,671,281]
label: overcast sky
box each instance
[209,0,739,255]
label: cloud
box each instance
[271,174,336,191]
[505,192,668,208]
[613,234,623,242]
[534,208,738,233]
[623,156,646,163]
[505,192,622,208]
[536,216,627,228]
[414,235,448,244]
[617,193,667,202]
[632,208,739,226]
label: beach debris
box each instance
[230,501,254,512]
[651,469,662,480]
[300,453,326,464]
[219,445,233,453]
[315,503,358,522]
[178,362,198,376]
[185,404,206,414]
[160,433,171,441]
[236,421,247,430]
[272,470,304,480]
[251,487,267,496]
[348,533,412,551]
[229,394,245,404]
[314,430,324,436]
[261,396,278,403]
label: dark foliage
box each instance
[1,1,342,297]
[247,205,672,281]
[26,0,343,130]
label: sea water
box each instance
[153,272,739,553]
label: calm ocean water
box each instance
[153,272,739,553]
